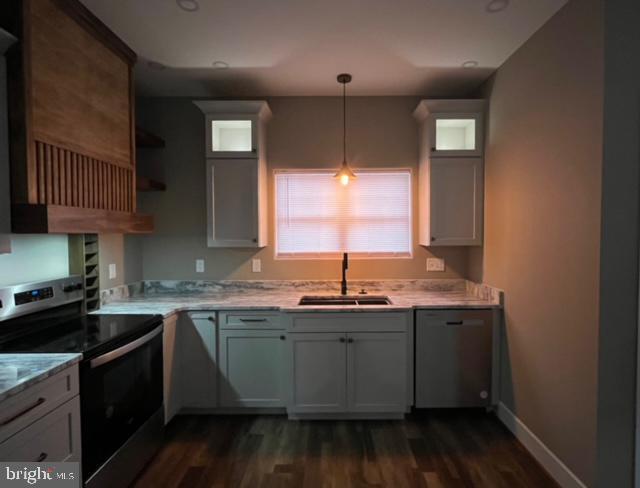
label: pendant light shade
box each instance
[334,73,356,186]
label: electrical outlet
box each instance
[426,258,445,272]
[196,259,205,273]
[108,263,117,280]
[252,258,262,273]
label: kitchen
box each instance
[0,1,637,488]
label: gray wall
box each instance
[133,96,472,281]
[0,235,70,286]
[596,0,640,485]
[476,0,604,485]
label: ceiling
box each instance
[80,0,567,97]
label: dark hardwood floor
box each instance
[133,410,559,488]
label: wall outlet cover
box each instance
[252,258,262,273]
[108,263,117,280]
[196,259,205,273]
[426,257,445,272]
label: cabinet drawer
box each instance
[219,311,282,329]
[287,312,409,333]
[416,309,492,327]
[0,396,81,463]
[0,365,79,444]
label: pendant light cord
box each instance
[343,80,346,164]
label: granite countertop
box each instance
[97,279,502,318]
[0,353,82,402]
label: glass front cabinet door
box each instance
[206,115,257,158]
[430,113,483,157]
[194,100,272,159]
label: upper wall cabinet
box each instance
[3,0,153,234]
[195,101,271,248]
[193,101,272,159]
[414,100,485,247]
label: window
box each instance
[275,170,412,258]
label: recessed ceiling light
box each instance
[212,61,229,70]
[462,60,479,68]
[147,60,167,70]
[176,0,199,12]
[486,0,509,13]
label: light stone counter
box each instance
[0,353,81,402]
[97,279,502,318]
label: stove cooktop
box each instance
[0,313,163,360]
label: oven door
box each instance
[81,324,164,480]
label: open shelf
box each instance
[136,126,165,148]
[137,177,166,192]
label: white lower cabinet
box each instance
[347,332,407,413]
[162,314,181,423]
[288,328,408,415]
[0,396,81,462]
[180,312,218,409]
[0,365,81,463]
[218,329,287,408]
[288,333,348,413]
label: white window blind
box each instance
[275,170,412,258]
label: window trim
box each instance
[273,168,414,260]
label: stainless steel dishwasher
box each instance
[415,309,493,408]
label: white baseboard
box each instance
[497,402,587,488]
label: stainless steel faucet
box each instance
[341,252,349,295]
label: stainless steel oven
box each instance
[0,276,165,488]
[82,324,164,488]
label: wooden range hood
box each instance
[3,0,153,234]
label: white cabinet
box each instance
[0,365,81,463]
[195,101,270,248]
[181,312,218,409]
[429,158,483,246]
[206,158,267,247]
[162,314,181,423]
[0,397,81,463]
[288,333,347,413]
[286,313,410,416]
[218,329,287,408]
[414,99,485,247]
[347,332,407,413]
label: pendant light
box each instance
[334,73,357,186]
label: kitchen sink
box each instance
[298,295,392,306]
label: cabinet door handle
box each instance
[347,338,354,344]
[0,397,46,426]
[208,316,215,322]
[36,452,48,462]
[339,337,346,343]
[280,335,286,341]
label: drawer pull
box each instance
[240,318,268,323]
[446,321,464,325]
[207,316,215,322]
[280,335,286,341]
[347,338,354,344]
[36,452,48,462]
[0,397,46,426]
[339,337,346,343]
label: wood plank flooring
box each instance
[132,410,559,488]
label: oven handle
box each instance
[89,324,163,369]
